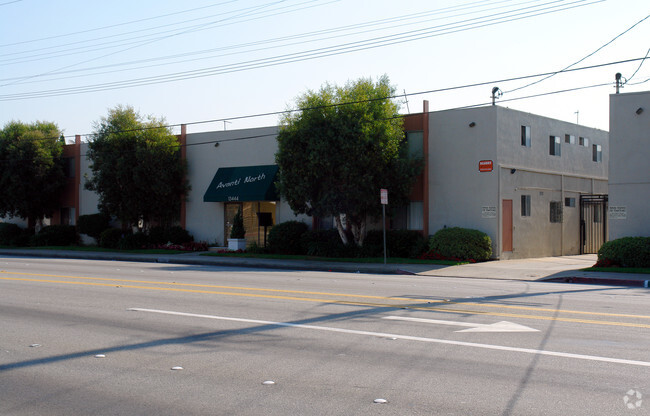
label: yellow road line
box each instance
[2,275,650,329]
[2,270,649,320]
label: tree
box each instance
[275,76,421,247]
[0,121,66,227]
[85,105,189,229]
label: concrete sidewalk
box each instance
[0,248,648,287]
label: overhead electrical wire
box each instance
[0,55,638,155]
[505,13,650,93]
[0,0,604,99]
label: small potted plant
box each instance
[228,208,247,251]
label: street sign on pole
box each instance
[380,189,387,264]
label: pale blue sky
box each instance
[1,0,648,139]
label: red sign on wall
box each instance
[478,160,493,172]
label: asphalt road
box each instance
[1,257,648,415]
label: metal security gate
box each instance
[580,195,608,254]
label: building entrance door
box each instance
[224,202,243,243]
[580,195,608,254]
[502,199,513,252]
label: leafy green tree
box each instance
[85,105,189,229]
[276,76,421,246]
[0,121,66,227]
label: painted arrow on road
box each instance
[382,315,539,333]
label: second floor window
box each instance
[521,125,531,147]
[549,136,561,156]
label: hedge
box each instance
[427,227,492,262]
[77,213,111,241]
[32,225,79,246]
[0,223,30,246]
[267,221,309,254]
[597,237,650,268]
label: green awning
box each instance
[203,165,279,202]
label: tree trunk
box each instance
[349,216,367,247]
[334,214,349,245]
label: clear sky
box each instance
[1,0,649,140]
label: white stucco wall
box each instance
[183,126,309,244]
[609,91,650,239]
[427,106,608,259]
[428,107,500,255]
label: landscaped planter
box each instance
[228,238,247,251]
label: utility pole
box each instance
[615,73,623,94]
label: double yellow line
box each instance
[2,270,650,328]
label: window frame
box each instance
[521,125,531,147]
[549,135,561,156]
[521,195,531,217]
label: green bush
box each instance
[428,227,492,261]
[364,230,429,258]
[267,221,309,254]
[166,226,193,244]
[99,228,126,249]
[118,232,149,250]
[0,223,24,246]
[230,209,245,239]
[77,213,111,241]
[300,229,359,258]
[597,237,650,268]
[32,225,78,246]
[148,225,193,245]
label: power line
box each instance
[2,55,638,149]
[0,0,604,100]
[505,13,650,93]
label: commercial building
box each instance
[608,90,650,239]
[5,102,610,259]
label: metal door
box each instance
[580,195,608,254]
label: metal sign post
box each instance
[380,189,388,265]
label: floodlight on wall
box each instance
[636,107,644,115]
[469,122,476,127]
[510,168,516,174]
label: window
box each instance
[406,131,424,159]
[565,197,576,207]
[408,201,424,230]
[550,201,563,223]
[579,136,589,147]
[521,125,531,147]
[565,134,575,144]
[592,144,602,162]
[521,195,531,217]
[549,136,561,156]
[63,157,75,178]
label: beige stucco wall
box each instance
[609,91,650,239]
[427,106,608,259]
[184,126,310,245]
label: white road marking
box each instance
[382,315,539,333]
[128,308,650,367]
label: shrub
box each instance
[32,225,78,246]
[427,227,492,262]
[300,229,358,258]
[230,209,245,239]
[364,229,429,258]
[0,223,25,246]
[99,228,126,249]
[597,237,650,268]
[118,232,149,250]
[166,226,193,244]
[267,221,309,254]
[77,213,111,241]
[148,226,193,245]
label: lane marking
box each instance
[3,274,650,328]
[2,270,649,320]
[382,315,539,332]
[128,308,650,368]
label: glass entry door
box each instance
[224,202,243,243]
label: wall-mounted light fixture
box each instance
[510,168,516,174]
[636,107,644,115]
[469,122,476,127]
